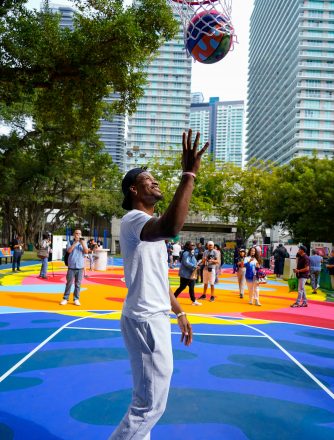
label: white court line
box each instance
[214,315,334,401]
[0,311,118,383]
[66,326,266,338]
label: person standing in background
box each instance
[12,235,24,272]
[291,245,310,308]
[326,249,334,290]
[38,234,52,279]
[60,230,88,306]
[174,241,202,306]
[309,249,323,294]
[244,247,261,306]
[236,248,247,299]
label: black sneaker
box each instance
[290,302,300,308]
[300,302,308,307]
[240,294,244,299]
[198,294,206,300]
[209,296,215,302]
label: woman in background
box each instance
[244,247,261,306]
[174,241,202,306]
[236,248,246,299]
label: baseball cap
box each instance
[121,167,147,210]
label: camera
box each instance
[208,267,213,272]
[79,237,84,241]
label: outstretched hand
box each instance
[182,129,209,175]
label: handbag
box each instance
[287,276,298,292]
[190,268,198,280]
[37,248,49,259]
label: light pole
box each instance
[126,146,146,166]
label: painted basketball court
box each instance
[0,261,333,439]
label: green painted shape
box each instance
[296,331,334,342]
[0,423,14,440]
[278,339,334,359]
[31,319,61,324]
[0,376,43,392]
[173,349,197,360]
[0,328,120,345]
[0,322,10,328]
[70,387,334,439]
[195,335,269,348]
[0,347,128,377]
[209,355,319,389]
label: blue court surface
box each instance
[0,310,334,440]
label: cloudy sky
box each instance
[28,0,254,102]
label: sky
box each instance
[28,0,254,103]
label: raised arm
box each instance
[141,130,209,242]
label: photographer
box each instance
[60,229,88,306]
[198,241,219,302]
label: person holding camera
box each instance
[198,241,219,302]
[60,229,88,306]
[12,234,24,272]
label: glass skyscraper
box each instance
[247,0,334,164]
[126,25,192,169]
[190,97,244,167]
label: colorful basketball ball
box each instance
[185,10,233,64]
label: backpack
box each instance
[256,267,267,283]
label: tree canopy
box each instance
[0,0,178,244]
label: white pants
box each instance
[109,313,173,440]
[237,268,246,296]
[246,279,259,303]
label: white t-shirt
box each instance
[172,243,181,257]
[120,209,171,321]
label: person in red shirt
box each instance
[291,245,310,308]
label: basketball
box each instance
[185,10,233,64]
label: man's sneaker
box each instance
[290,302,300,308]
[74,299,81,306]
[60,299,68,305]
[300,302,308,307]
[198,294,206,300]
[192,300,202,306]
[240,294,244,299]
[209,296,215,302]
[248,301,253,305]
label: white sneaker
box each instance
[74,299,81,306]
[192,300,202,306]
[60,299,68,305]
[255,300,262,306]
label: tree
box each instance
[0,0,177,243]
[0,131,123,245]
[0,0,177,139]
[263,156,334,244]
[148,153,273,243]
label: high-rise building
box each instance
[126,26,192,169]
[190,97,244,166]
[247,0,334,164]
[50,3,126,170]
[191,92,205,104]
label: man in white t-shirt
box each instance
[109,130,208,440]
[171,241,182,267]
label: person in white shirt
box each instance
[171,241,182,267]
[109,130,208,440]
